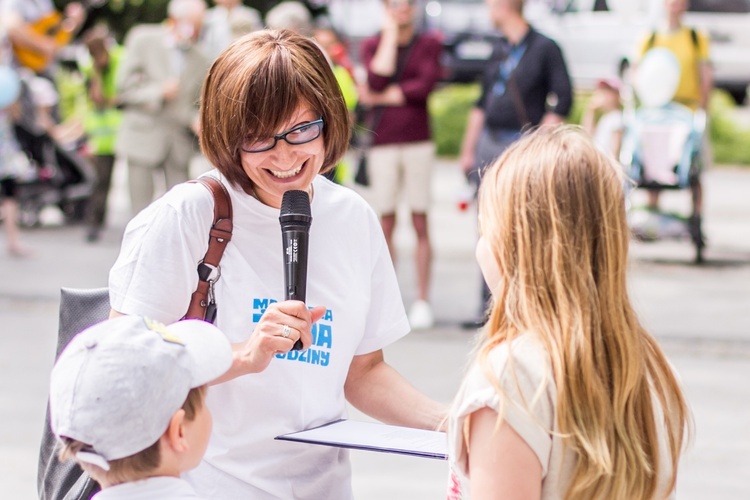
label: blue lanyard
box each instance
[492,41,528,97]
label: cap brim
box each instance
[166,320,233,387]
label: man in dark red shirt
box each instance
[359,0,443,330]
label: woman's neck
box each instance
[249,184,314,209]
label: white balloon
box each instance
[635,48,681,108]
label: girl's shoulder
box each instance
[471,332,556,405]
[486,332,550,373]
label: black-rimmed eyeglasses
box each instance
[241,118,324,153]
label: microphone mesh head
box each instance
[280,190,311,217]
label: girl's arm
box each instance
[467,406,543,499]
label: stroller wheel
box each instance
[59,199,88,225]
[18,202,42,228]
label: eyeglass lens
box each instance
[243,119,324,153]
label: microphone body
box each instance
[279,190,312,350]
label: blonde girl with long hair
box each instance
[448,126,691,499]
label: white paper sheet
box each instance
[275,419,448,460]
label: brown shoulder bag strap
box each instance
[185,177,233,322]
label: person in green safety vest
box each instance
[80,24,121,242]
[313,25,358,185]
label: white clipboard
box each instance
[275,419,448,460]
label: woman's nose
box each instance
[266,139,299,164]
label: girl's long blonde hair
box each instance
[476,126,690,499]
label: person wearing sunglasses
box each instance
[108,29,447,499]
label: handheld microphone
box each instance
[279,190,312,351]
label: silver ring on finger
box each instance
[281,324,292,338]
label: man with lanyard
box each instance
[458,0,572,328]
[635,0,712,215]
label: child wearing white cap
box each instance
[48,315,233,499]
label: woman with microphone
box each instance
[107,29,446,498]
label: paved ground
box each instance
[1,160,748,499]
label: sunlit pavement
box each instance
[1,159,748,499]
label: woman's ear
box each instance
[163,408,188,453]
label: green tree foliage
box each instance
[54,1,326,42]
[709,90,750,165]
[55,0,170,41]
[428,83,480,157]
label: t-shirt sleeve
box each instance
[613,110,624,132]
[354,208,410,355]
[450,336,555,478]
[108,183,214,323]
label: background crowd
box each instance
[0,1,736,498]
[0,0,714,322]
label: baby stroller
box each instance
[13,122,95,227]
[618,48,706,263]
[11,75,95,228]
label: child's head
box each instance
[83,25,111,70]
[49,316,232,486]
[475,126,690,498]
[265,1,313,35]
[594,77,623,110]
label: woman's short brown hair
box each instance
[199,29,351,192]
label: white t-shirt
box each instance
[593,109,624,157]
[448,332,676,499]
[93,476,199,499]
[109,173,410,499]
[4,0,52,22]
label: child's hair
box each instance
[476,126,691,499]
[58,386,206,486]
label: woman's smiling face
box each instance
[239,105,325,208]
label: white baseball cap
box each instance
[49,316,232,470]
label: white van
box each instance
[528,0,750,103]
